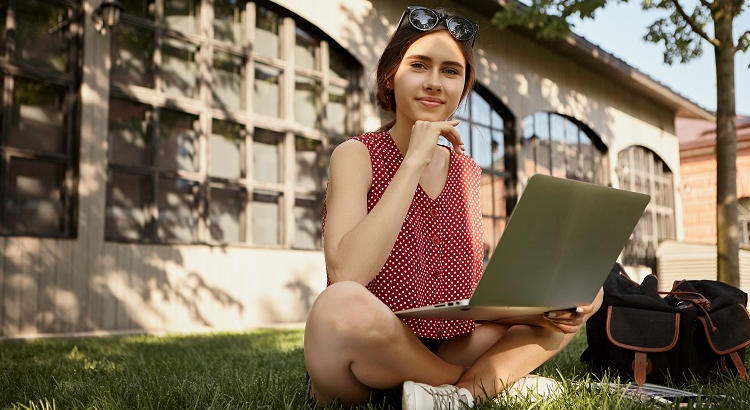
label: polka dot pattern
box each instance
[323,131,485,339]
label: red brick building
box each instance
[677,116,750,247]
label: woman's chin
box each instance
[411,111,450,122]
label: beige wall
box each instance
[1,0,687,337]
[657,241,750,294]
[278,0,682,230]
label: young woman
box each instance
[304,6,603,409]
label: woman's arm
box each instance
[324,121,465,285]
[323,139,424,285]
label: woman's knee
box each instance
[306,281,395,342]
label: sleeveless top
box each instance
[323,131,485,339]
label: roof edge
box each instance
[468,1,716,122]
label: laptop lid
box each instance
[469,174,650,310]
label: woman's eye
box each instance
[411,62,427,69]
[444,68,459,75]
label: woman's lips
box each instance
[417,98,443,108]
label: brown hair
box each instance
[374,9,476,132]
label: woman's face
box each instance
[392,30,467,124]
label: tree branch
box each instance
[698,0,713,11]
[737,29,750,53]
[670,0,720,46]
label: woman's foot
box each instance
[402,380,475,409]
[500,374,562,402]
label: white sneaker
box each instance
[499,375,563,403]
[402,380,475,410]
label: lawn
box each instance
[2,328,749,409]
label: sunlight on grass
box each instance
[1,329,749,409]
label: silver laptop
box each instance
[395,174,650,321]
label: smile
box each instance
[417,98,443,108]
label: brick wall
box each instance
[680,140,750,243]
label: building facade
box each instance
[0,0,712,338]
[677,116,750,246]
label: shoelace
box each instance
[420,385,464,409]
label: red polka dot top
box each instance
[323,131,485,339]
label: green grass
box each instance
[1,329,749,409]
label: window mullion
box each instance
[320,40,329,135]
[281,16,294,123]
[648,151,657,249]
[284,131,294,247]
[246,1,255,118]
[197,0,212,243]
[150,108,160,242]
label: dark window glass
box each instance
[158,109,199,172]
[214,0,244,44]
[9,78,67,154]
[209,186,245,243]
[106,171,152,240]
[470,92,490,126]
[252,191,280,245]
[523,112,604,184]
[112,24,155,88]
[253,128,283,183]
[108,99,153,166]
[164,0,200,34]
[158,177,198,242]
[255,6,280,58]
[120,0,156,20]
[161,38,198,99]
[295,27,318,69]
[295,76,322,128]
[253,63,280,118]
[210,119,245,179]
[14,0,72,72]
[6,158,65,235]
[212,51,244,110]
[327,84,346,135]
[329,48,350,80]
[295,136,323,190]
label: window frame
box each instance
[453,86,516,262]
[617,145,676,268]
[105,0,362,248]
[0,0,81,238]
[521,111,608,185]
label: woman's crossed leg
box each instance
[304,281,592,405]
[304,281,465,404]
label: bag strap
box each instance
[632,352,649,386]
[729,351,748,380]
[658,290,719,333]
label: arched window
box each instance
[451,87,514,261]
[521,112,607,184]
[105,0,362,249]
[617,146,676,269]
[740,197,750,247]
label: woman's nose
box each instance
[423,71,442,92]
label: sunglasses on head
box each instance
[396,6,478,47]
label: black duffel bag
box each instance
[581,263,750,385]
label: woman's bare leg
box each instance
[453,324,576,399]
[304,281,464,405]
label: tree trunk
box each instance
[713,0,739,286]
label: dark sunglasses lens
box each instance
[409,8,438,30]
[447,17,474,41]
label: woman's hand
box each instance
[404,120,465,168]
[540,287,604,334]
